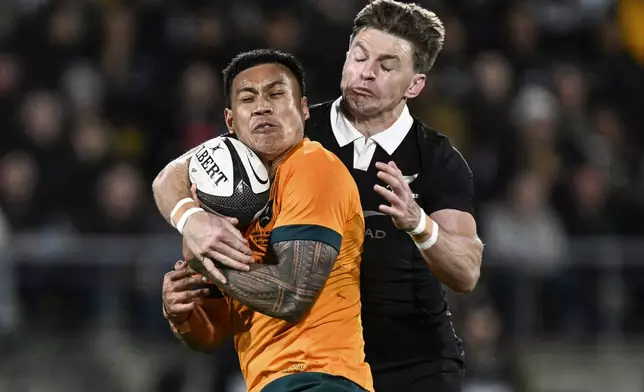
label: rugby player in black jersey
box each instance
[152,1,483,391]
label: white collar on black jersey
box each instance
[329,97,414,155]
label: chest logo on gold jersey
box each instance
[258,201,273,228]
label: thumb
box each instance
[190,184,199,202]
[225,217,239,226]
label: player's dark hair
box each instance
[352,0,445,73]
[222,49,307,107]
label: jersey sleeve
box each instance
[271,148,354,252]
[422,140,474,215]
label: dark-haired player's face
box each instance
[341,28,426,117]
[225,63,309,163]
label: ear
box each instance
[300,96,310,121]
[404,74,426,99]
[224,108,234,134]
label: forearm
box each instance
[213,240,337,324]
[165,301,230,352]
[414,217,483,293]
[152,148,196,223]
[218,264,296,321]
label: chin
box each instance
[255,144,287,162]
[346,98,380,116]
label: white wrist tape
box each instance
[176,207,204,235]
[415,220,439,250]
[170,198,196,227]
[407,208,427,236]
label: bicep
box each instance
[270,239,338,308]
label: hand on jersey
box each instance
[162,260,210,324]
[182,184,254,284]
[374,161,422,232]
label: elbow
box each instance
[151,166,167,196]
[176,330,227,353]
[272,297,312,324]
[180,339,222,353]
[454,241,484,293]
[278,311,306,325]
[452,267,480,293]
[450,250,482,293]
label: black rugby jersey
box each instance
[305,100,474,381]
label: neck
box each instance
[266,141,301,179]
[340,99,406,138]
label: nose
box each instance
[359,60,377,81]
[252,97,273,116]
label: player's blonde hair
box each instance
[352,0,445,73]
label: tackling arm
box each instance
[152,147,196,224]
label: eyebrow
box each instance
[237,80,287,95]
[355,41,400,62]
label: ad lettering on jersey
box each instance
[196,146,228,186]
[365,228,386,239]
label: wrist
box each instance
[406,207,426,235]
[163,301,191,325]
[170,198,204,235]
[411,217,439,251]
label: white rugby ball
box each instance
[189,136,270,228]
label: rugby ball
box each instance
[189,136,270,229]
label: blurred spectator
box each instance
[505,3,549,86]
[177,61,225,150]
[512,84,561,187]
[102,7,136,90]
[482,171,568,334]
[464,52,517,206]
[0,150,42,229]
[261,11,301,52]
[61,61,105,120]
[553,163,615,236]
[462,303,516,392]
[483,171,567,274]
[77,162,149,234]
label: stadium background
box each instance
[0,0,643,391]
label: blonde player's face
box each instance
[341,28,426,117]
[225,63,309,163]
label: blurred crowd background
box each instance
[0,0,643,391]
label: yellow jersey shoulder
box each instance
[283,139,352,178]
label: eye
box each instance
[270,91,285,98]
[381,65,393,72]
[240,96,254,103]
[353,50,367,62]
